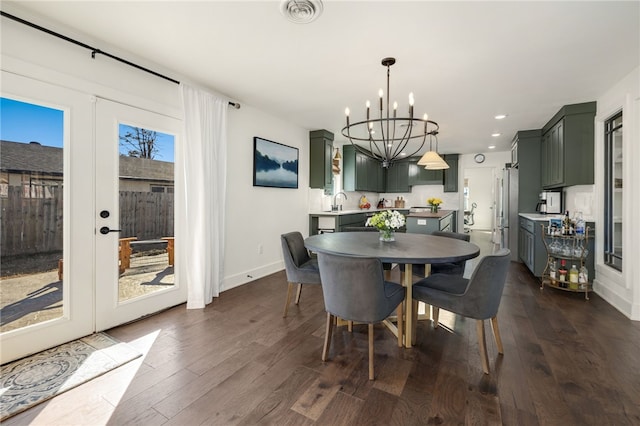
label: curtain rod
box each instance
[1,10,241,109]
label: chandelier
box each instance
[342,57,442,169]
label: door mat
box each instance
[0,332,141,421]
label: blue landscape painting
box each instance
[253,137,298,188]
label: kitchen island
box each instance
[405,209,457,234]
[309,208,410,235]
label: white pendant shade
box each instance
[418,150,449,169]
[425,158,450,170]
[417,150,442,165]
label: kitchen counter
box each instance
[407,209,455,219]
[519,212,563,221]
[309,208,409,216]
[309,208,411,234]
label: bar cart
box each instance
[540,224,593,300]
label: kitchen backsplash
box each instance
[309,185,460,212]
[564,185,595,221]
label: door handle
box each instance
[99,226,122,235]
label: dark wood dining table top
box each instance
[304,232,480,265]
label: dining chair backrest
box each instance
[317,252,403,324]
[431,230,471,242]
[460,248,511,320]
[341,226,377,232]
[282,231,311,269]
[342,226,406,233]
[280,232,320,285]
[415,231,471,277]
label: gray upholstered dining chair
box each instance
[317,252,405,380]
[412,248,510,374]
[410,230,472,343]
[341,226,396,276]
[280,232,321,318]
[411,230,471,278]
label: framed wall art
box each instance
[253,136,299,189]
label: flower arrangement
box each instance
[427,197,443,213]
[366,210,406,241]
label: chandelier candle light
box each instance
[366,210,406,242]
[342,57,444,169]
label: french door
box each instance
[0,71,94,363]
[1,73,185,363]
[94,98,186,331]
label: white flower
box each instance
[366,210,405,231]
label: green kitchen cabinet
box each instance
[408,159,443,186]
[343,145,385,192]
[541,121,564,188]
[442,154,459,192]
[541,102,596,189]
[513,130,542,212]
[518,216,547,277]
[309,129,334,194]
[385,161,410,193]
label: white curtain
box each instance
[179,83,228,308]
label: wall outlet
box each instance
[258,244,263,254]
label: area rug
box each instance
[0,332,141,421]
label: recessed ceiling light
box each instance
[494,114,507,120]
[488,145,496,149]
[491,133,501,137]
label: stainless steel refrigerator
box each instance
[499,166,519,261]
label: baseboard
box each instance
[593,279,636,320]
[222,260,284,292]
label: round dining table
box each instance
[305,231,480,348]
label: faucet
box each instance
[332,192,347,211]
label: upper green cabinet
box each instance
[442,154,459,192]
[408,160,443,186]
[512,130,542,212]
[309,130,334,194]
[342,146,459,193]
[343,145,385,192]
[541,102,596,189]
[385,161,411,193]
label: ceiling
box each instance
[5,1,639,155]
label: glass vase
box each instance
[379,229,395,242]
[430,205,438,213]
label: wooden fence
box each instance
[1,187,174,257]
[119,191,174,240]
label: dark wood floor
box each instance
[6,262,640,425]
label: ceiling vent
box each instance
[280,0,323,24]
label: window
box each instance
[604,111,622,271]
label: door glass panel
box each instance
[0,98,64,331]
[604,112,622,271]
[117,124,175,302]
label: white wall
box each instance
[461,151,511,233]
[593,66,640,320]
[224,106,308,290]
